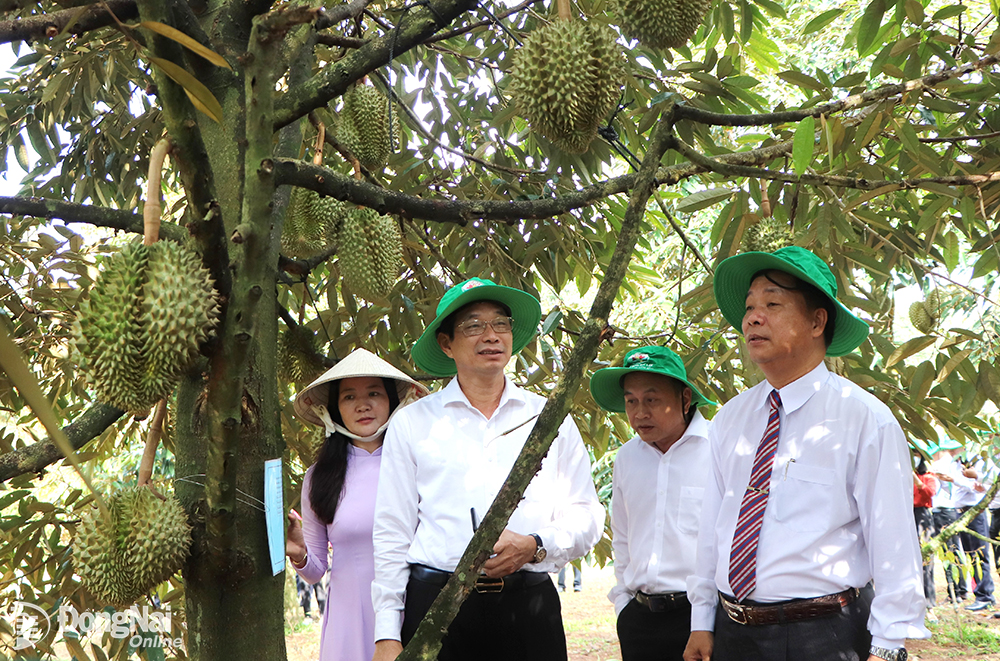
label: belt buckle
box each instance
[475,577,504,594]
[727,601,749,625]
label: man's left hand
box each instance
[482,529,536,578]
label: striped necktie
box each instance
[728,389,782,602]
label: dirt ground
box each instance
[286,563,1000,661]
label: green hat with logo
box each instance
[590,346,718,413]
[713,246,870,357]
[411,277,542,377]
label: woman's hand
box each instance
[286,509,306,566]
[372,639,403,661]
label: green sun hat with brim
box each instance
[713,246,870,357]
[410,277,543,377]
[937,438,963,451]
[589,346,718,413]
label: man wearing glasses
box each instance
[371,277,604,661]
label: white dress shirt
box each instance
[372,376,604,642]
[688,362,929,649]
[608,411,711,616]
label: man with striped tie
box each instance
[683,247,929,661]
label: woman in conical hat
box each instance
[286,348,428,661]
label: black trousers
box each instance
[616,597,690,661]
[401,571,567,661]
[713,586,874,661]
[991,508,1000,572]
[914,506,936,607]
[934,507,969,600]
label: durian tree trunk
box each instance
[134,3,292,660]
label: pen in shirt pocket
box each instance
[783,457,796,480]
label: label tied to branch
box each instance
[264,458,285,576]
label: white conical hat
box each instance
[293,348,430,428]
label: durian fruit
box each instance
[74,486,191,608]
[615,0,712,50]
[338,207,404,302]
[281,187,347,259]
[925,288,944,318]
[909,301,934,334]
[277,325,326,383]
[507,20,626,154]
[71,241,219,412]
[743,217,793,253]
[336,85,400,172]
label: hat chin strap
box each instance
[312,405,396,443]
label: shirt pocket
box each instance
[677,486,705,534]
[773,462,836,533]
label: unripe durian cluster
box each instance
[615,0,712,50]
[340,207,404,302]
[71,242,220,413]
[74,486,191,607]
[508,20,625,154]
[909,289,944,334]
[282,187,347,259]
[336,85,400,172]
[278,325,326,384]
[743,217,793,253]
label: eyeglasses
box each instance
[456,316,514,337]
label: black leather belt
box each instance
[719,588,859,626]
[635,591,689,612]
[409,564,550,594]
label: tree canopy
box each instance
[0,0,999,658]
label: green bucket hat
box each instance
[411,277,542,377]
[713,246,870,357]
[589,346,718,413]
[937,438,963,451]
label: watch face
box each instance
[534,548,547,563]
[897,650,907,661]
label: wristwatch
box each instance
[529,533,547,563]
[869,646,907,661]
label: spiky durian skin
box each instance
[743,217,792,253]
[925,288,943,317]
[281,188,347,259]
[74,487,190,608]
[909,301,934,334]
[508,20,626,154]
[277,326,325,383]
[337,85,400,172]
[339,207,403,302]
[615,0,712,50]
[71,242,220,412]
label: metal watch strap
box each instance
[869,645,907,661]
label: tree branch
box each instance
[400,101,680,661]
[0,195,187,241]
[920,130,1000,144]
[315,0,371,30]
[0,403,124,484]
[423,0,543,44]
[273,0,478,129]
[923,477,1000,561]
[674,53,1000,127]
[136,0,231,299]
[0,0,137,44]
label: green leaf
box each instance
[778,70,827,93]
[943,231,959,272]
[676,187,734,213]
[149,57,224,123]
[804,9,845,35]
[750,0,786,18]
[931,4,966,20]
[857,0,887,55]
[886,335,936,368]
[833,72,867,87]
[140,21,232,70]
[792,115,815,175]
[740,0,754,43]
[541,309,563,335]
[904,0,924,24]
[936,348,973,384]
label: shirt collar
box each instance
[755,361,829,415]
[634,409,710,455]
[440,375,526,413]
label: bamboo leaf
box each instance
[149,57,224,124]
[140,22,232,69]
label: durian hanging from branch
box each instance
[70,138,221,413]
[334,81,400,172]
[282,123,347,259]
[614,0,713,50]
[507,0,626,154]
